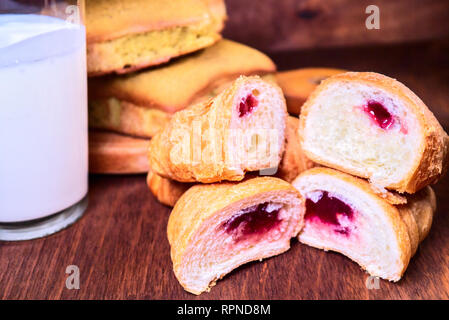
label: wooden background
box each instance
[223,0,449,51]
[1,0,449,300]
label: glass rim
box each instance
[0,0,85,25]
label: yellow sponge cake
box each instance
[89,40,276,137]
[86,0,226,76]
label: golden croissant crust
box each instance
[299,72,449,193]
[147,116,315,207]
[168,176,305,294]
[292,167,436,281]
[148,76,288,183]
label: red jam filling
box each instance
[222,202,282,241]
[238,94,258,117]
[305,191,354,236]
[363,100,394,129]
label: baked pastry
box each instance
[89,130,149,174]
[148,76,287,183]
[275,68,345,115]
[147,168,192,207]
[292,167,436,281]
[168,177,305,294]
[299,72,449,193]
[276,116,316,183]
[86,0,226,76]
[397,186,435,244]
[89,99,171,138]
[147,116,315,207]
[89,40,276,137]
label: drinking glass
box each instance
[0,0,88,240]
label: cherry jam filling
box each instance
[305,191,354,236]
[238,94,258,117]
[363,100,394,129]
[222,202,282,241]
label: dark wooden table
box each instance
[1,40,448,300]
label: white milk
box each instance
[0,14,88,222]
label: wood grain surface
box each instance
[1,40,448,300]
[223,0,449,51]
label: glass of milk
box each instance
[0,1,88,240]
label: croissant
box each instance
[168,177,305,294]
[299,72,449,193]
[148,76,287,183]
[147,116,315,206]
[292,167,436,281]
[146,168,192,206]
[275,68,345,115]
[276,116,316,183]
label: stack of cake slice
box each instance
[86,0,226,76]
[85,0,282,174]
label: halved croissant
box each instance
[299,72,449,193]
[292,167,436,281]
[148,76,287,183]
[168,177,305,294]
[147,116,315,206]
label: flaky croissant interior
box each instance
[170,186,303,295]
[224,77,287,174]
[293,168,411,281]
[301,80,422,190]
[148,76,287,183]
